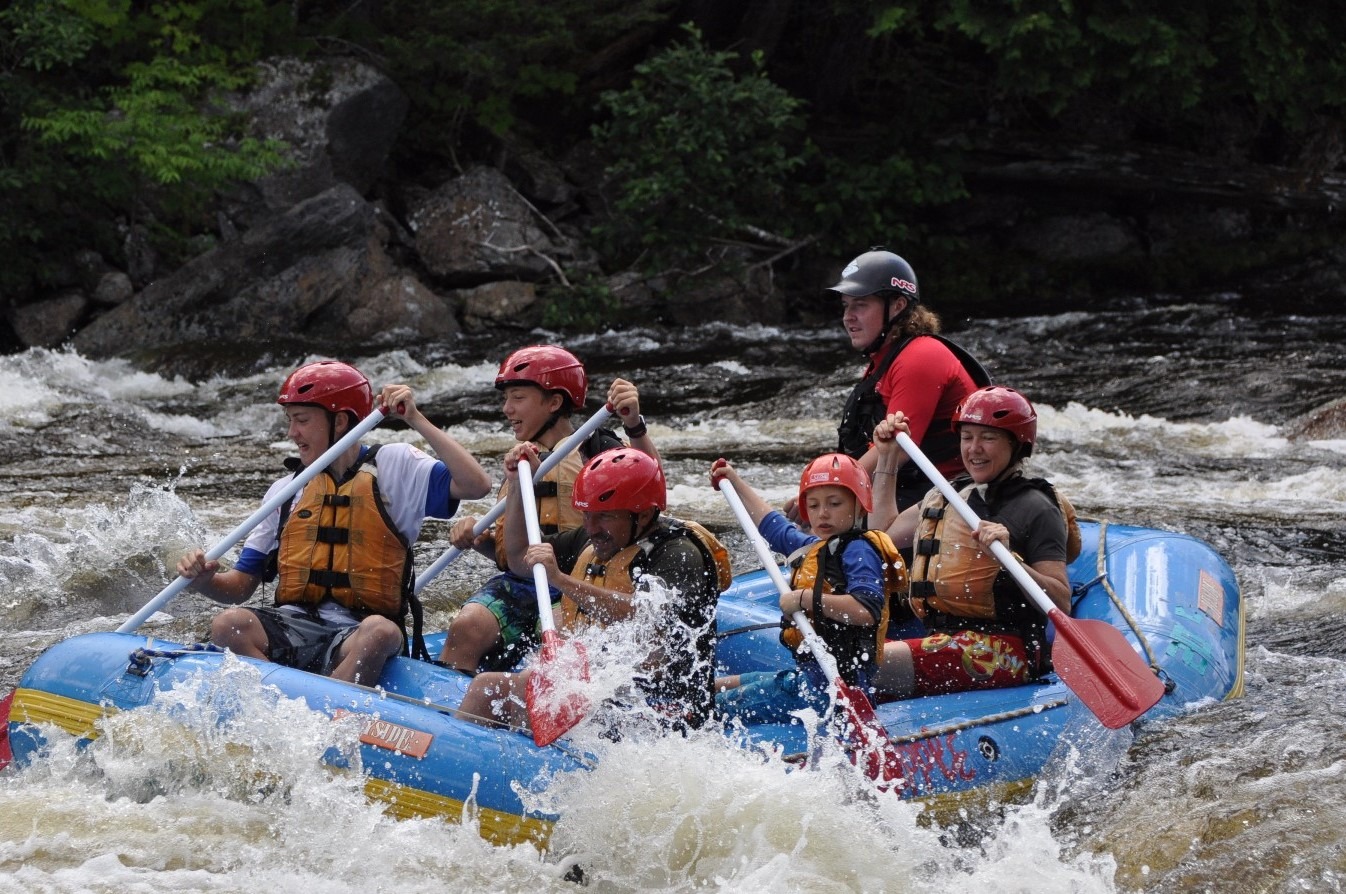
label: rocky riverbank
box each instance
[8,57,1345,368]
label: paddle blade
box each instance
[834,680,906,791]
[0,689,14,771]
[1050,611,1166,728]
[526,631,592,747]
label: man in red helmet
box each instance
[455,444,725,733]
[176,360,492,685]
[437,344,660,674]
[868,386,1077,698]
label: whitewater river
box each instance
[1,298,1344,893]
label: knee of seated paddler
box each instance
[354,615,404,656]
[440,603,503,659]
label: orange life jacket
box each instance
[783,529,905,685]
[907,476,1079,638]
[493,450,586,569]
[560,519,731,633]
[275,448,410,619]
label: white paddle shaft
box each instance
[717,479,844,683]
[894,431,1057,617]
[516,457,560,635]
[118,407,388,633]
[413,406,614,593]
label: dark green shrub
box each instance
[590,24,809,271]
[0,0,294,295]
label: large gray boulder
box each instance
[71,184,455,360]
[223,57,410,230]
[411,166,565,283]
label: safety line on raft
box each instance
[1089,519,1163,673]
[881,697,1073,745]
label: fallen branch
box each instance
[478,241,572,287]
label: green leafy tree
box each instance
[0,0,293,298]
[591,24,809,272]
[330,0,676,161]
[867,0,1346,149]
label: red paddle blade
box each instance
[1050,611,1166,729]
[525,632,591,747]
[0,689,15,771]
[835,680,906,790]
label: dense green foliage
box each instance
[0,0,294,295]
[864,0,1346,152]
[589,25,808,270]
[328,0,674,161]
[3,0,1344,313]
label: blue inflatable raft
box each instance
[2,519,1243,847]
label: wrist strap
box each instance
[622,414,648,439]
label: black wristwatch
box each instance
[623,414,648,439]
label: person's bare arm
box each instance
[608,378,660,467]
[176,549,262,604]
[870,412,919,543]
[378,383,493,500]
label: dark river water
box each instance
[1,295,1344,892]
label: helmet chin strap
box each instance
[986,459,1026,493]
[862,295,907,355]
[324,412,339,468]
[524,411,563,446]
[628,509,660,546]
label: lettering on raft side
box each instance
[333,709,434,759]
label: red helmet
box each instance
[797,453,873,526]
[277,360,373,419]
[572,447,666,513]
[495,345,587,409]
[953,385,1038,455]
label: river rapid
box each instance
[1,297,1344,893]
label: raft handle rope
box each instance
[127,642,224,676]
[781,697,1072,765]
[716,622,783,640]
[1083,519,1173,692]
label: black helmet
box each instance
[826,250,919,304]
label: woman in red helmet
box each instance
[437,345,661,674]
[456,444,724,732]
[827,249,991,513]
[176,360,492,686]
[868,386,1076,698]
[710,453,907,724]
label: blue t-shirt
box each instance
[757,510,886,624]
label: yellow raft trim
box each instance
[363,776,553,848]
[9,688,553,849]
[11,687,111,739]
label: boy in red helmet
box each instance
[176,360,492,685]
[455,444,725,733]
[437,344,660,674]
[710,453,906,725]
[869,386,1077,698]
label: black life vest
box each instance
[837,335,991,506]
[784,530,905,687]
